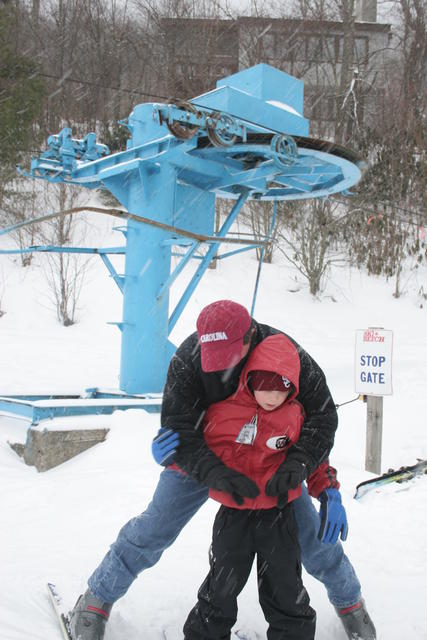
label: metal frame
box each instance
[1,63,365,425]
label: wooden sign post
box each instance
[355,328,393,474]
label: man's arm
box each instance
[291,346,338,472]
[256,324,338,472]
[160,336,236,484]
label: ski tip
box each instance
[47,582,60,596]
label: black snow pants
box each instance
[183,504,316,640]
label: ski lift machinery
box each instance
[0,63,366,428]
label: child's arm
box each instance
[308,462,348,544]
[306,461,340,498]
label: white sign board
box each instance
[355,328,393,396]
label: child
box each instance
[183,333,323,640]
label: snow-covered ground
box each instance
[1,219,426,640]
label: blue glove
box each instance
[151,428,179,466]
[318,488,348,544]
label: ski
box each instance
[234,629,262,640]
[354,459,427,499]
[163,628,260,640]
[47,582,73,640]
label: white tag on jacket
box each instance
[235,414,258,445]
[266,435,291,450]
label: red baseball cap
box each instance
[197,300,252,372]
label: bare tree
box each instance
[1,179,44,267]
[37,183,93,326]
[237,200,278,264]
[16,0,153,138]
[275,199,348,295]
[132,0,239,100]
[5,0,424,304]
[341,0,427,294]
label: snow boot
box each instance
[69,589,112,640]
[335,600,376,640]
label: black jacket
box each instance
[161,320,337,484]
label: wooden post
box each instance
[356,325,392,474]
[365,395,383,473]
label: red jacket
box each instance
[204,334,339,509]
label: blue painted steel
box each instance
[156,240,200,301]
[250,201,277,316]
[217,64,304,115]
[99,254,125,293]
[187,144,361,200]
[193,86,308,137]
[168,191,249,334]
[0,393,162,426]
[193,65,308,136]
[212,245,258,260]
[0,245,125,255]
[8,63,365,402]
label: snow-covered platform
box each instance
[2,388,162,471]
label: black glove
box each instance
[211,471,260,506]
[265,454,309,498]
[276,492,289,509]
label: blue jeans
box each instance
[88,469,361,608]
[293,482,361,608]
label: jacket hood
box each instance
[241,333,300,402]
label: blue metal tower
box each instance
[1,63,365,423]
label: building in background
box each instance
[161,0,391,140]
[161,18,239,99]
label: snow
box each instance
[266,100,302,117]
[1,220,427,640]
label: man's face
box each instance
[254,389,290,411]
[225,328,253,369]
[240,339,251,361]
[219,340,251,378]
[215,330,254,381]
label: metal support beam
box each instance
[156,240,201,300]
[251,201,277,315]
[168,191,250,333]
[0,392,162,426]
[2,64,364,424]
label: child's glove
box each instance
[208,469,260,506]
[265,454,309,496]
[318,488,348,544]
[151,428,180,466]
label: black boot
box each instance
[69,589,113,640]
[335,600,376,640]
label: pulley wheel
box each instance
[270,134,298,168]
[207,113,238,147]
[166,101,199,140]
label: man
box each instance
[69,300,376,640]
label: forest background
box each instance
[0,0,426,324]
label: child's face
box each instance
[253,389,289,411]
